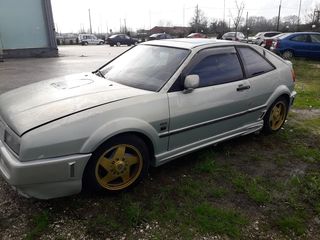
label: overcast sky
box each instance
[51,0,318,33]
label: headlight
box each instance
[4,130,20,155]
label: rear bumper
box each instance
[290,90,297,107]
[0,139,91,199]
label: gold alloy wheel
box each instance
[269,102,286,131]
[95,144,143,191]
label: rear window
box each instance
[237,47,275,78]
[265,32,279,37]
[311,34,320,43]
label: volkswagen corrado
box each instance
[0,39,296,199]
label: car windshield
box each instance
[100,45,190,91]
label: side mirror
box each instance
[184,74,199,93]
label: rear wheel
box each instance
[263,97,288,134]
[282,50,294,60]
[116,42,121,47]
[83,134,150,193]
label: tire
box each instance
[82,41,88,46]
[263,97,289,134]
[282,50,294,60]
[83,134,150,193]
[116,42,121,47]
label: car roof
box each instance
[141,38,242,49]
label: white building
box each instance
[0,0,57,58]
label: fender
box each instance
[265,84,291,108]
[80,117,162,156]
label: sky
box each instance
[51,0,318,33]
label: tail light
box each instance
[275,39,280,48]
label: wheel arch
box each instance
[80,118,159,166]
[266,85,291,109]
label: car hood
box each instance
[0,73,152,135]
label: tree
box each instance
[189,5,208,33]
[305,3,320,24]
[230,0,245,32]
[209,19,228,34]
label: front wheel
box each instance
[83,134,150,193]
[263,97,288,134]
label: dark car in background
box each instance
[222,32,245,41]
[187,33,207,38]
[106,34,139,46]
[148,33,172,40]
[271,32,320,59]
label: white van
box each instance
[78,34,104,45]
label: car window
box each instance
[190,52,243,87]
[310,34,320,43]
[237,47,274,78]
[265,32,278,37]
[290,35,309,42]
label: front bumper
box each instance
[0,139,91,199]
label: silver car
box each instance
[0,39,296,199]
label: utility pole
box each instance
[276,0,282,31]
[223,0,226,33]
[88,9,92,34]
[124,19,127,33]
[297,0,302,30]
[246,11,249,38]
[196,4,199,32]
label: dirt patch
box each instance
[291,108,320,120]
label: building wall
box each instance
[0,0,57,58]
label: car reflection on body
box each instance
[0,39,296,199]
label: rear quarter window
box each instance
[237,47,275,78]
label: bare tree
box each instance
[190,5,208,33]
[230,0,245,32]
[304,3,320,24]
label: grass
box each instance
[25,212,49,240]
[194,203,247,238]
[275,214,307,236]
[292,59,320,108]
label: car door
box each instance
[167,46,251,150]
[289,34,313,57]
[310,34,320,58]
[236,46,277,119]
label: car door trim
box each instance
[159,104,267,138]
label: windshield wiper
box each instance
[95,70,105,78]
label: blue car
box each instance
[270,32,320,59]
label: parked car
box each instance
[222,32,245,41]
[78,34,104,45]
[0,39,296,199]
[187,33,207,38]
[251,32,281,45]
[148,33,172,40]
[261,33,287,50]
[106,34,138,46]
[271,32,320,59]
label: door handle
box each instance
[237,85,250,91]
